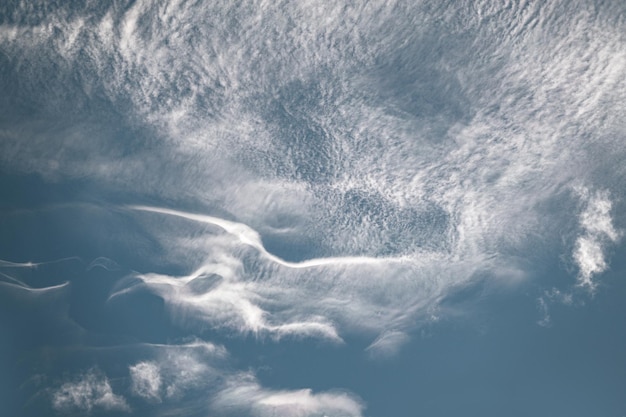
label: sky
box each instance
[1,1,625,416]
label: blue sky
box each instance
[1,1,625,416]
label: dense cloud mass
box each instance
[1,0,625,416]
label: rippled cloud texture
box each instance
[1,0,625,416]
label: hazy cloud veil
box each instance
[1,0,625,416]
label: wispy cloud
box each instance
[365,330,410,359]
[123,341,364,416]
[0,2,625,417]
[1,0,625,393]
[573,187,622,289]
[112,206,486,344]
[536,288,574,327]
[52,369,130,414]
[0,257,81,269]
[214,372,364,417]
[126,340,227,406]
[129,362,161,402]
[0,259,38,268]
[129,205,409,268]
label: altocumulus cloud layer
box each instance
[1,0,625,416]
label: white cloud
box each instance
[128,340,227,403]
[3,4,626,416]
[129,362,162,401]
[113,209,484,346]
[123,341,364,417]
[0,259,38,268]
[52,369,130,413]
[573,187,622,289]
[214,372,364,417]
[161,351,214,399]
[3,0,626,360]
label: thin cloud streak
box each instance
[365,330,410,359]
[129,205,410,269]
[0,280,70,293]
[0,257,81,269]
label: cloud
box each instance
[214,372,364,417]
[122,341,364,417]
[2,0,626,365]
[129,205,405,269]
[129,362,161,401]
[161,350,215,399]
[0,273,85,347]
[573,187,622,289]
[536,288,574,327]
[1,2,625,417]
[365,330,410,359]
[112,207,486,345]
[127,340,227,405]
[46,341,227,414]
[0,259,38,268]
[52,369,129,413]
[0,257,81,269]
[87,257,122,272]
